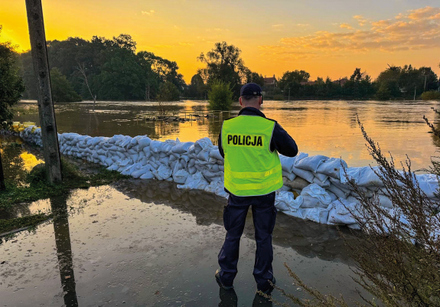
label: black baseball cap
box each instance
[240,83,262,97]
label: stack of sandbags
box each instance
[18,125,439,228]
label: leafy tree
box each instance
[186,73,206,99]
[50,68,82,102]
[0,37,24,123]
[245,70,265,87]
[278,70,310,99]
[19,34,185,102]
[156,81,180,102]
[198,42,247,97]
[207,80,233,111]
[0,26,25,190]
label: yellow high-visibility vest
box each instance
[221,115,283,196]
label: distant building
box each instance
[263,75,277,87]
[332,78,349,86]
[300,81,317,86]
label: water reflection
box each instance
[0,136,43,185]
[15,99,440,169]
[116,179,351,263]
[218,289,273,307]
[50,193,78,307]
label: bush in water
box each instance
[207,80,233,111]
[421,90,440,101]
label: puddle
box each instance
[0,179,366,306]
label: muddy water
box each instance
[0,179,362,306]
[13,99,440,170]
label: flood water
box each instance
[1,178,361,306]
[13,99,440,170]
[2,99,439,306]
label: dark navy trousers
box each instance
[218,192,277,291]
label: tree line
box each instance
[8,33,440,102]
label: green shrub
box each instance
[421,90,440,100]
[208,80,233,111]
[157,81,180,102]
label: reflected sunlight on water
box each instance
[12,99,440,170]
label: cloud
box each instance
[407,6,440,20]
[205,28,230,33]
[259,6,440,60]
[141,10,155,16]
[178,42,193,47]
[353,15,368,26]
[340,23,353,30]
[272,24,284,31]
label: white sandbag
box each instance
[300,195,324,208]
[107,163,119,171]
[341,166,383,187]
[131,168,148,179]
[138,137,151,148]
[150,140,162,153]
[291,166,315,183]
[119,158,132,167]
[327,199,359,225]
[194,137,213,153]
[173,169,189,184]
[317,158,347,179]
[282,208,304,219]
[295,155,329,173]
[204,178,224,194]
[197,150,210,162]
[313,173,330,187]
[301,184,333,207]
[302,207,330,224]
[209,148,223,161]
[154,165,172,180]
[275,191,299,211]
[172,141,193,154]
[140,170,154,180]
[416,173,439,198]
[279,155,297,173]
[283,177,309,190]
[177,172,209,190]
[159,156,169,165]
[378,194,393,208]
[327,184,349,199]
[282,171,296,181]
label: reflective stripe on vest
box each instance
[222,115,283,196]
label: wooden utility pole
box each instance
[25,0,62,183]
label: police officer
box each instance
[215,83,298,295]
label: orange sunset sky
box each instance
[1,0,440,83]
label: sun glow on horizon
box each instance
[1,0,439,83]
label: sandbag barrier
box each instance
[19,126,440,229]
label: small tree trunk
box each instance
[0,151,5,191]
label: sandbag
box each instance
[291,166,314,183]
[341,166,383,187]
[295,155,329,173]
[275,191,297,211]
[317,157,347,179]
[283,177,310,190]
